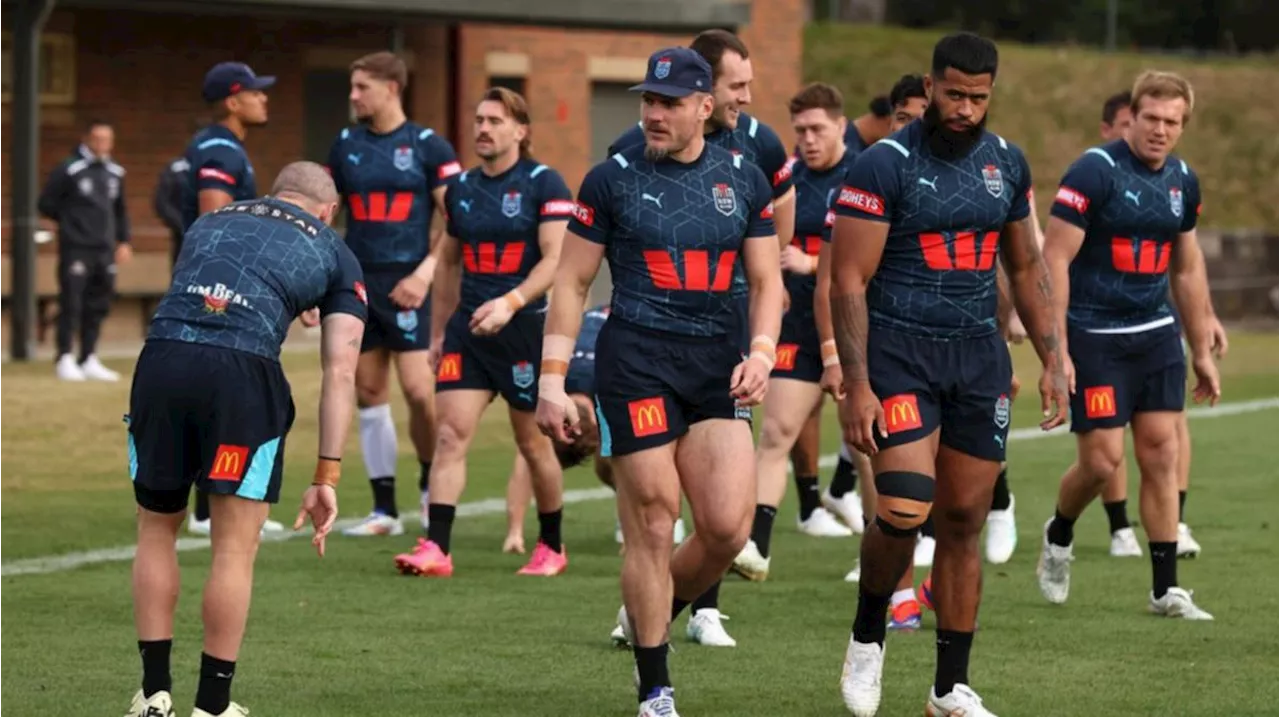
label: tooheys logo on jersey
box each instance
[187,283,252,313]
[837,186,885,217]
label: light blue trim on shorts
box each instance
[595,397,613,459]
[237,438,280,501]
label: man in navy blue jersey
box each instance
[392,87,574,578]
[326,52,463,538]
[537,47,783,717]
[124,162,366,717]
[733,83,861,589]
[1036,71,1219,621]
[830,33,1069,716]
[181,61,281,537]
[609,30,795,251]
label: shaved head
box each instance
[271,161,340,224]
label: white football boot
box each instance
[81,354,121,381]
[1110,527,1143,557]
[839,637,884,716]
[56,353,86,381]
[1177,523,1202,558]
[914,535,936,567]
[799,507,854,537]
[638,686,679,717]
[341,512,404,537]
[822,488,865,534]
[192,703,250,717]
[927,683,998,717]
[984,495,1017,564]
[1036,519,1074,605]
[686,609,736,647]
[729,539,770,581]
[124,689,174,717]
[1150,587,1214,620]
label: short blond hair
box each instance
[1130,71,1195,123]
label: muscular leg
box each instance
[133,506,185,699]
[1175,412,1191,521]
[510,407,566,553]
[196,495,269,715]
[1100,458,1132,536]
[614,442,682,698]
[791,400,823,479]
[356,349,398,517]
[931,446,1002,697]
[394,351,438,503]
[422,389,492,552]
[504,453,532,554]
[750,379,827,556]
[1132,411,1180,596]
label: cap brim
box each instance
[629,81,695,98]
[247,76,277,91]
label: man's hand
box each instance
[1038,356,1071,431]
[1004,312,1027,345]
[780,245,815,276]
[819,364,845,400]
[535,393,582,444]
[299,308,320,328]
[1009,371,1022,401]
[293,484,338,557]
[1191,351,1222,406]
[1207,316,1229,359]
[470,297,515,336]
[840,381,885,455]
[390,273,430,310]
[115,243,133,265]
[427,336,444,371]
[729,354,770,406]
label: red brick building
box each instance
[1,0,805,353]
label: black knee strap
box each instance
[874,471,935,502]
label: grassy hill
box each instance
[804,23,1279,231]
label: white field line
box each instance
[3,397,1275,578]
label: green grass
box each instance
[2,333,1277,716]
[804,23,1280,231]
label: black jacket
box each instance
[37,144,130,253]
[154,157,188,238]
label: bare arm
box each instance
[508,219,568,307]
[430,233,463,343]
[829,216,889,383]
[1169,229,1212,355]
[813,242,836,346]
[317,312,365,461]
[198,189,234,215]
[543,232,606,345]
[741,233,785,348]
[1039,216,1087,348]
[999,215,1063,366]
[771,187,797,251]
[406,185,451,282]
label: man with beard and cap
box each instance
[828,32,1070,716]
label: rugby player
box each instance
[124,162,366,717]
[1083,89,1221,558]
[326,52,462,537]
[1036,71,1218,619]
[393,87,574,577]
[180,61,284,537]
[830,33,1069,716]
[536,47,782,716]
[731,82,862,585]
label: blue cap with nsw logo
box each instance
[629,47,713,98]
[202,62,277,103]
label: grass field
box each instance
[2,332,1277,716]
[804,23,1280,232]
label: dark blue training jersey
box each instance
[608,112,794,200]
[149,198,368,361]
[569,143,776,338]
[328,122,462,269]
[789,149,859,325]
[445,158,575,314]
[844,121,872,156]
[565,304,610,396]
[1050,139,1201,332]
[181,125,258,231]
[834,122,1032,339]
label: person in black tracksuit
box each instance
[153,156,189,270]
[38,119,132,381]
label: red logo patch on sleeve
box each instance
[1054,186,1089,214]
[760,202,775,219]
[773,163,793,186]
[540,200,577,217]
[353,281,368,305]
[836,187,885,217]
[438,161,462,180]
[198,167,236,186]
[209,444,250,481]
[573,202,596,227]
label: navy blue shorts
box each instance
[771,311,822,383]
[361,267,431,353]
[867,327,1012,462]
[127,340,295,512]
[565,358,596,397]
[435,309,543,412]
[1068,324,1185,433]
[594,319,750,458]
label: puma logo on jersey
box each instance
[642,192,664,208]
[459,199,473,212]
[1124,189,1141,205]
[917,176,938,191]
[347,153,362,165]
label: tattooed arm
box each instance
[830,215,890,384]
[996,261,1014,336]
[1038,216,1086,352]
[999,214,1064,368]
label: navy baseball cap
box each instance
[629,47,713,98]
[202,62,276,103]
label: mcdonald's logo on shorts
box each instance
[437,353,462,382]
[1084,385,1117,419]
[627,397,668,438]
[209,444,249,481]
[775,343,798,372]
[881,393,923,434]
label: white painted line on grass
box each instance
[3,398,1274,578]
